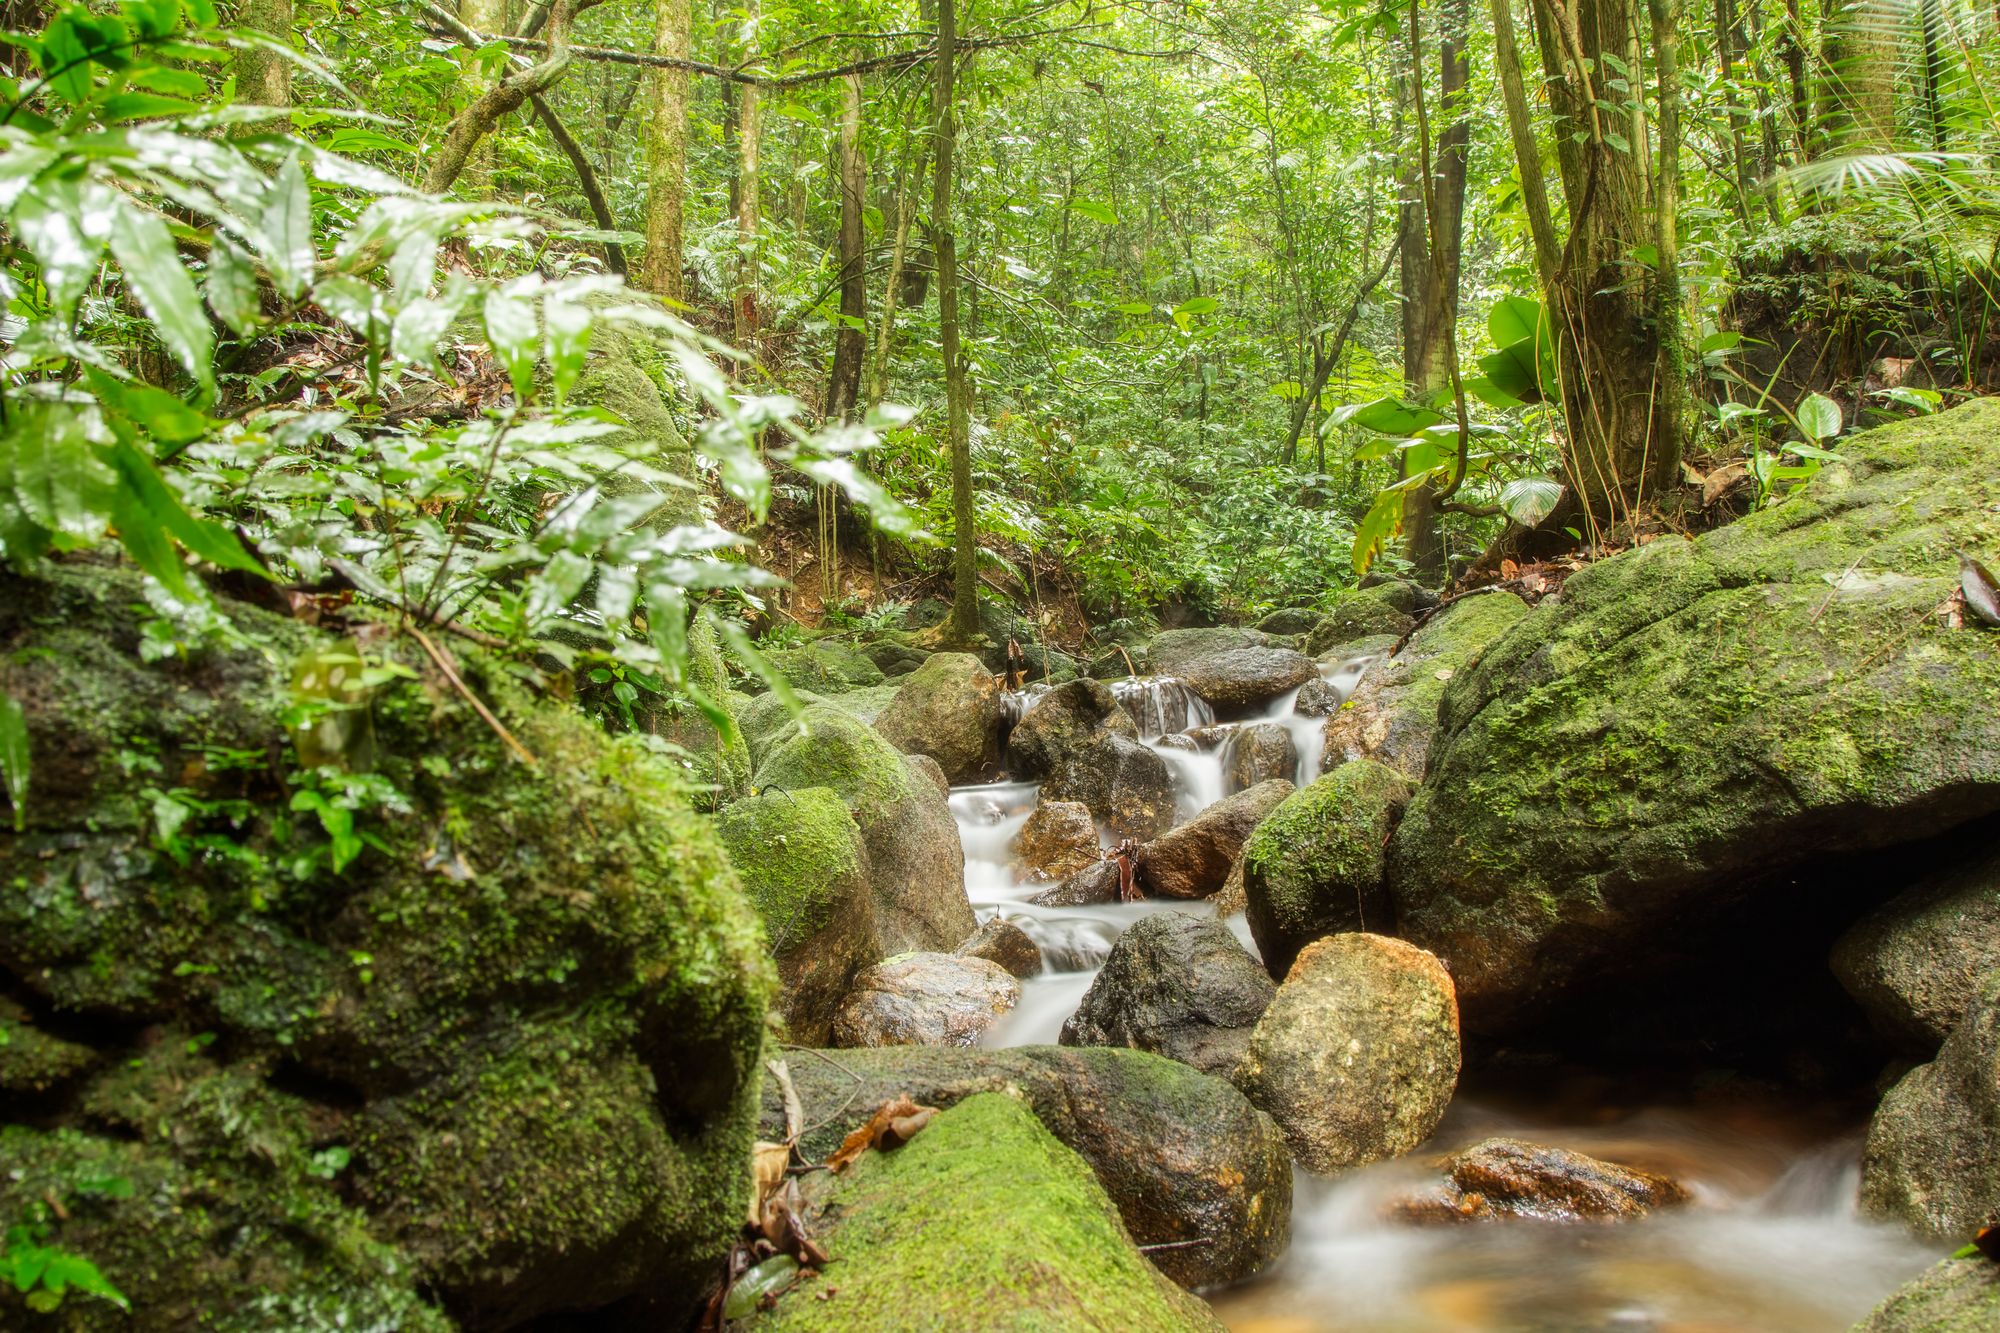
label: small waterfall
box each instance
[1111,676,1215,740]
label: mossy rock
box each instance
[0,997,98,1096]
[567,312,698,530]
[0,561,771,1324]
[761,640,886,694]
[1144,627,1270,675]
[1307,587,1417,654]
[874,651,1002,783]
[1852,1257,2000,1332]
[1390,399,2000,1032]
[1243,760,1413,978]
[638,614,752,808]
[739,1094,1224,1331]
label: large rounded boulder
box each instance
[1854,1257,2000,1332]
[1832,845,2000,1055]
[1007,681,1173,840]
[1061,912,1276,1079]
[873,651,1002,783]
[1138,778,1293,900]
[1176,647,1319,716]
[1242,761,1412,977]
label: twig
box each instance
[408,625,539,766]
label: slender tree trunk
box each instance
[867,128,929,408]
[235,0,292,107]
[1817,0,1896,153]
[734,0,763,345]
[933,0,978,644]
[428,0,578,195]
[639,0,692,301]
[447,0,512,195]
[1713,0,1758,222]
[825,70,868,421]
[1650,0,1689,474]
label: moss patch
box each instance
[1242,760,1412,976]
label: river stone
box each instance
[832,953,1020,1049]
[1861,970,2000,1240]
[1258,607,1321,636]
[1030,856,1122,907]
[1008,681,1173,839]
[1177,647,1320,716]
[754,701,976,955]
[0,564,771,1325]
[1322,592,1530,779]
[1853,1256,2000,1332]
[1243,761,1413,978]
[1389,399,2000,1033]
[741,1094,1222,1332]
[763,639,887,694]
[718,788,878,1046]
[1235,934,1461,1174]
[1213,855,1250,917]
[1832,845,2000,1054]
[1060,913,1276,1079]
[1146,626,1271,674]
[1007,678,1136,772]
[1294,675,1345,718]
[757,1044,1292,1290]
[1138,779,1295,900]
[1224,721,1301,793]
[1308,586,1418,654]
[1013,798,1101,882]
[873,651,1002,784]
[956,916,1044,978]
[1389,1138,1690,1224]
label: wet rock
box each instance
[739,1095,1223,1331]
[1243,761,1413,977]
[0,998,98,1095]
[1294,675,1345,718]
[1030,856,1122,907]
[1186,724,1233,750]
[1176,646,1320,716]
[1013,798,1101,883]
[1111,676,1215,737]
[1008,678,1136,771]
[1308,587,1418,654]
[862,637,931,678]
[1061,912,1276,1079]
[1156,731,1200,753]
[757,1044,1293,1290]
[832,953,1021,1048]
[1862,970,2000,1240]
[1212,856,1250,917]
[874,651,1002,783]
[763,638,887,694]
[718,788,878,1045]
[1322,592,1529,779]
[1388,399,2000,1032]
[1833,845,2000,1055]
[956,917,1044,978]
[1146,627,1271,674]
[1008,681,1174,839]
[1235,933,1461,1174]
[1139,779,1295,900]
[1223,722,1300,793]
[1853,1256,2000,1332]
[1390,1138,1690,1224]
[1257,607,1321,636]
[906,750,950,796]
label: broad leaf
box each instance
[8,400,113,540]
[484,285,537,399]
[260,152,314,300]
[205,234,261,334]
[1499,476,1564,527]
[0,688,27,832]
[1796,392,1842,442]
[108,198,215,397]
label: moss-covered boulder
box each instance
[1242,760,1413,977]
[753,700,974,953]
[757,1044,1291,1290]
[762,639,886,694]
[1853,1257,2000,1332]
[641,614,751,807]
[1143,626,1271,674]
[1322,592,1529,779]
[738,1094,1222,1332]
[1389,399,2000,1031]
[567,313,697,528]
[1833,846,2000,1055]
[718,787,878,1045]
[0,562,771,1327]
[873,651,1002,783]
[1307,586,1419,655]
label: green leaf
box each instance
[13,175,109,318]
[108,199,215,398]
[1173,295,1219,318]
[1350,487,1405,577]
[1487,295,1545,349]
[1113,301,1153,315]
[260,152,314,301]
[125,0,183,39]
[1874,385,1941,414]
[1067,199,1118,224]
[1796,392,1842,442]
[1338,396,1447,436]
[108,465,196,599]
[484,285,537,400]
[0,688,27,832]
[205,234,261,335]
[1698,330,1743,356]
[543,296,590,403]
[84,368,211,447]
[1499,476,1564,527]
[102,438,264,573]
[8,400,113,540]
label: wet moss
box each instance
[752,701,913,824]
[1308,587,1417,654]
[717,787,866,949]
[761,640,886,694]
[1852,1257,2000,1332]
[1242,760,1412,976]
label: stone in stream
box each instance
[1307,583,1421,654]
[735,1095,1223,1332]
[1060,912,1276,1080]
[757,1044,1292,1290]
[831,953,1021,1049]
[1294,674,1347,718]
[1235,933,1461,1174]
[1387,1138,1690,1224]
[1223,722,1300,794]
[1030,856,1124,907]
[1257,607,1321,636]
[956,916,1044,979]
[1853,1256,2000,1332]
[1832,844,2000,1055]
[1861,969,2000,1241]
[1242,760,1413,978]
[873,650,1003,784]
[1111,675,1215,737]
[1007,680,1176,840]
[717,787,878,1046]
[1174,646,1320,716]
[1144,626,1272,674]
[1388,399,2000,1033]
[1011,798,1101,883]
[1138,779,1295,900]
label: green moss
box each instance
[1242,760,1412,975]
[718,788,865,949]
[1852,1257,2000,1332]
[741,1094,1220,1332]
[568,315,698,530]
[1308,587,1418,655]
[762,640,886,694]
[752,701,913,823]
[0,999,97,1094]
[642,615,752,808]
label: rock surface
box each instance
[1146,627,1272,674]
[1176,647,1320,715]
[1061,913,1276,1079]
[1008,680,1175,839]
[1853,1257,2000,1333]
[757,1044,1292,1290]
[831,953,1021,1048]
[1833,845,2000,1054]
[1013,798,1102,882]
[956,916,1044,978]
[1391,1138,1689,1224]
[1242,761,1412,977]
[1224,721,1301,792]
[873,651,1002,783]
[741,1094,1223,1332]
[1138,779,1294,900]
[1235,934,1460,1174]
[1389,399,2000,1031]
[1308,586,1418,654]
[1031,856,1123,907]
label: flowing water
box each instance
[946,658,1943,1331]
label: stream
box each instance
[944,660,1945,1331]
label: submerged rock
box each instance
[1853,1256,2000,1332]
[1138,778,1294,900]
[831,953,1021,1049]
[1833,845,2000,1055]
[1235,934,1460,1174]
[873,651,1002,783]
[1390,1138,1689,1224]
[758,1044,1292,1290]
[1061,912,1275,1079]
[1223,721,1300,792]
[739,1094,1222,1331]
[955,916,1044,978]
[1012,797,1101,883]
[1242,761,1412,977]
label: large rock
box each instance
[1007,680,1174,839]
[0,564,771,1326]
[740,1095,1222,1332]
[1322,592,1529,779]
[1176,647,1319,715]
[1235,934,1461,1174]
[873,651,1002,783]
[1861,971,2000,1240]
[1138,779,1294,900]
[762,638,886,693]
[718,787,877,1045]
[1007,677,1136,771]
[1145,626,1271,674]
[1389,400,2000,1031]
[754,701,975,954]
[1833,846,2000,1054]
[1853,1257,2000,1332]
[1307,585,1419,654]
[758,1044,1292,1290]
[637,614,751,807]
[1223,721,1300,792]
[1391,1138,1689,1224]
[1031,856,1122,907]
[831,953,1020,1048]
[1242,761,1413,977]
[1013,798,1101,882]
[1060,912,1276,1079]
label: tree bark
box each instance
[235,0,293,107]
[825,70,869,421]
[933,0,978,644]
[1817,0,1896,153]
[867,126,929,408]
[733,0,763,346]
[428,0,582,195]
[639,0,692,300]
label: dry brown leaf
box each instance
[747,1140,790,1226]
[827,1095,941,1173]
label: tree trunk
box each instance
[867,128,929,408]
[933,0,978,644]
[446,0,512,195]
[235,0,292,107]
[428,0,577,196]
[734,0,763,346]
[1817,0,1896,153]
[639,0,693,301]
[825,70,868,421]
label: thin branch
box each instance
[528,91,628,275]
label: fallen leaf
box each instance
[748,1140,790,1226]
[1499,559,1520,580]
[827,1094,941,1173]
[1958,551,2000,627]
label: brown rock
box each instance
[1013,799,1101,883]
[957,917,1044,979]
[1223,723,1299,794]
[1138,779,1294,900]
[832,953,1021,1048]
[1388,1138,1690,1224]
[1031,857,1122,907]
